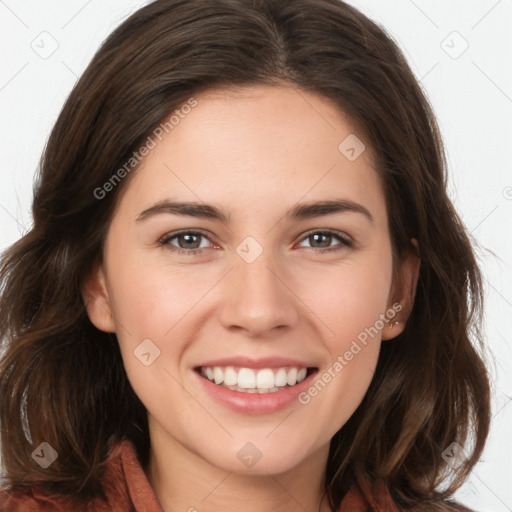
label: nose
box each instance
[218,250,300,337]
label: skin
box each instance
[82,84,419,512]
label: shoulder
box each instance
[0,443,123,511]
[0,485,72,511]
[0,485,110,512]
[0,439,145,512]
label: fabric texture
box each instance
[0,439,472,511]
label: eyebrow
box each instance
[136,198,374,224]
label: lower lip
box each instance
[194,369,317,415]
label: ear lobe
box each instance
[81,263,117,333]
[382,239,420,340]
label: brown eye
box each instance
[298,230,353,252]
[171,233,203,249]
[159,230,213,256]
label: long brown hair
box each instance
[0,0,491,509]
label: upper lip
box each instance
[195,356,317,369]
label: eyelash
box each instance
[158,229,353,256]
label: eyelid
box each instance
[298,228,353,243]
[158,228,213,244]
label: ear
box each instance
[81,262,117,333]
[382,239,420,340]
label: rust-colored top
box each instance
[0,439,471,511]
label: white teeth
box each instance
[256,369,274,389]
[200,365,310,392]
[286,367,297,386]
[213,367,223,385]
[223,366,238,386]
[237,368,256,388]
[274,368,287,387]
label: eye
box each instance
[159,230,214,256]
[297,230,353,253]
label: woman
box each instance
[0,0,490,510]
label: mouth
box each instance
[196,365,318,394]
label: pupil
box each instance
[182,234,198,248]
[312,234,330,247]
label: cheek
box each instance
[103,248,225,399]
[296,254,393,347]
[295,272,386,439]
[106,251,205,338]
[292,252,391,421]
[104,256,196,415]
[302,342,380,446]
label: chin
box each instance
[203,439,316,477]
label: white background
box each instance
[0,0,511,510]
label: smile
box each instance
[199,366,311,394]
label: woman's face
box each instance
[84,84,413,475]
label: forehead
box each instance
[115,84,386,226]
